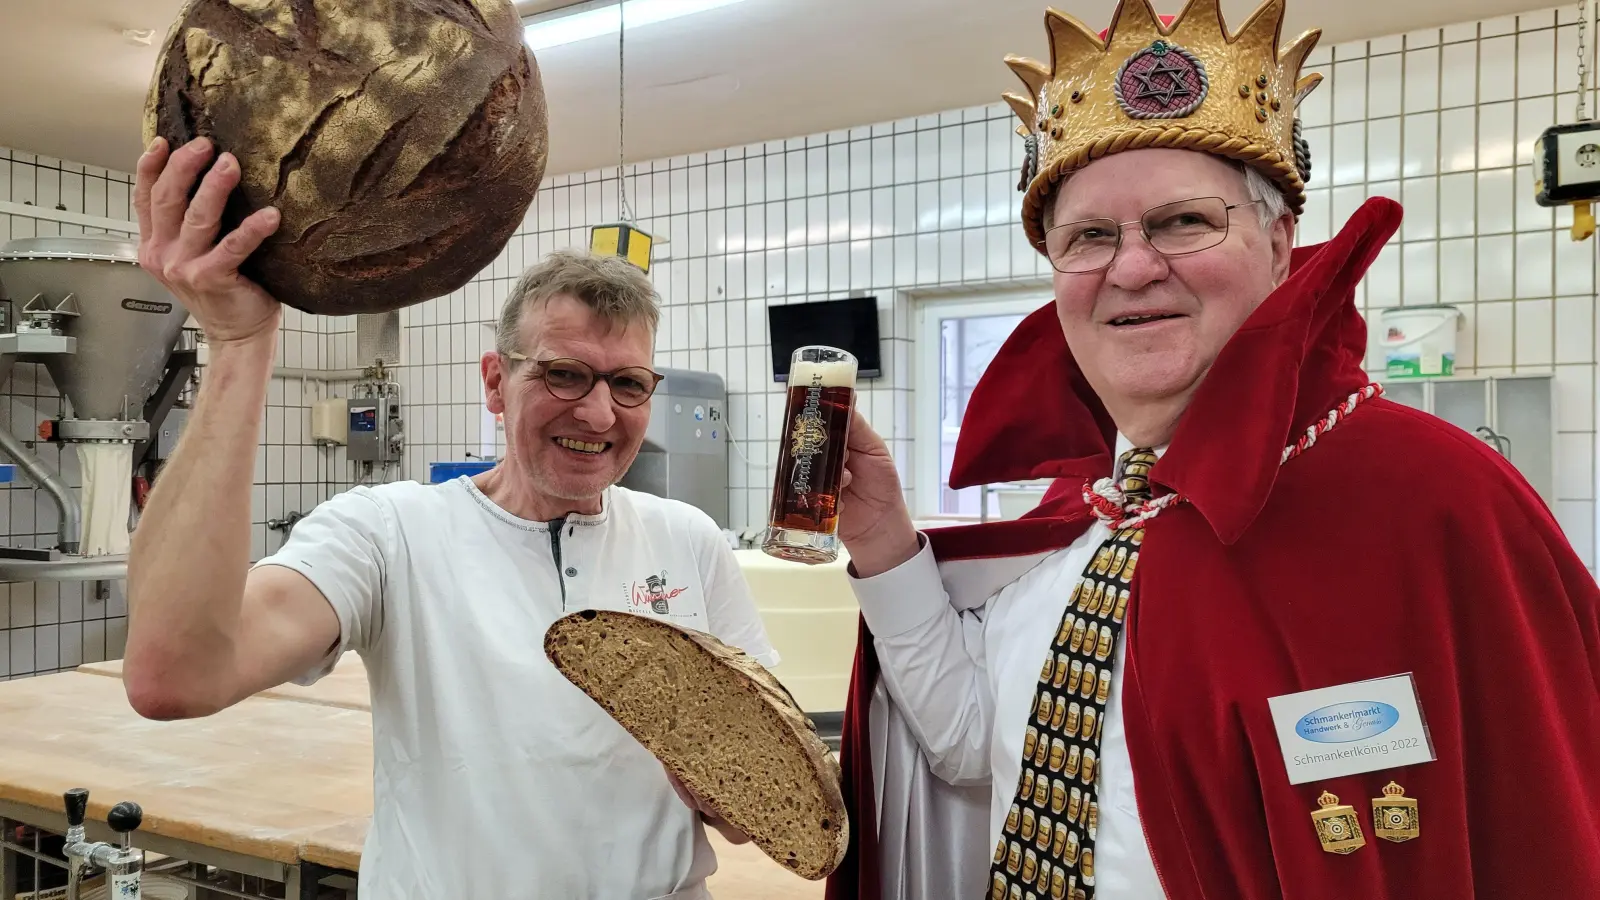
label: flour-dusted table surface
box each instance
[0,671,372,898]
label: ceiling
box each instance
[0,0,1571,179]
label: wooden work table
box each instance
[294,819,366,873]
[0,671,372,897]
[3,661,819,898]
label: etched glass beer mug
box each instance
[762,345,858,564]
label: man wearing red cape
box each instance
[822,0,1600,897]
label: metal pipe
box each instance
[515,0,588,16]
[0,426,80,553]
[271,367,368,381]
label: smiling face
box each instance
[1048,149,1293,429]
[482,293,655,512]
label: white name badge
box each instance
[1267,673,1436,785]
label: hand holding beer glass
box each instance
[762,346,858,564]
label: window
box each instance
[914,294,1050,518]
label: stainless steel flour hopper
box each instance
[0,235,197,570]
[0,236,190,431]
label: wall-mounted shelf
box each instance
[1377,372,1554,504]
[0,554,126,583]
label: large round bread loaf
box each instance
[544,609,848,881]
[142,0,547,316]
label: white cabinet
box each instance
[1377,373,1555,503]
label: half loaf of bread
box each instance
[544,609,847,880]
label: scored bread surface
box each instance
[142,0,548,315]
[544,610,847,880]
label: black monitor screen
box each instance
[766,297,882,382]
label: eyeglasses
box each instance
[504,352,664,408]
[1043,196,1263,274]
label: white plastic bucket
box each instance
[1381,305,1461,378]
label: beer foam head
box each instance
[789,358,857,388]
[788,346,857,387]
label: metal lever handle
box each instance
[64,788,88,829]
[1474,426,1512,458]
[108,801,142,845]
[61,790,145,900]
[63,788,93,900]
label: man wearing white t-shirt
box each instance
[123,136,777,899]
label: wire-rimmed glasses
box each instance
[503,352,664,408]
[1043,196,1263,274]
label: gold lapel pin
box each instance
[1372,781,1420,842]
[1311,790,1367,854]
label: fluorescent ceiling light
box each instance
[523,0,751,51]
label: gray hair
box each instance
[495,249,661,358]
[1238,163,1290,228]
[1041,159,1290,232]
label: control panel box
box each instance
[347,396,400,462]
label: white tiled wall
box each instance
[3,3,1597,678]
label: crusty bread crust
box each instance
[544,609,848,881]
[142,0,547,315]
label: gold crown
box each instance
[1003,0,1323,249]
[1382,781,1407,797]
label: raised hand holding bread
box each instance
[134,137,284,347]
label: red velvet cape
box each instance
[825,197,1600,898]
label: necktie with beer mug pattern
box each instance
[988,448,1158,900]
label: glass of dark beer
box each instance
[762,345,858,564]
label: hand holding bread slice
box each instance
[544,609,848,880]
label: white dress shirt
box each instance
[849,435,1166,899]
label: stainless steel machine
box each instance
[618,367,729,527]
[0,235,196,578]
[346,380,403,466]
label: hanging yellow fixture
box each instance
[590,222,653,273]
[1533,123,1600,241]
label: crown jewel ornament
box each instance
[1116,40,1208,116]
[1311,790,1367,854]
[1002,0,1324,250]
[1372,781,1421,842]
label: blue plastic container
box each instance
[0,465,14,484]
[428,460,496,483]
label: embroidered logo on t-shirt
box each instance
[629,571,687,614]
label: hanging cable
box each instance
[617,1,635,223]
[1579,0,1590,121]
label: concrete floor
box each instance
[704,831,826,899]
